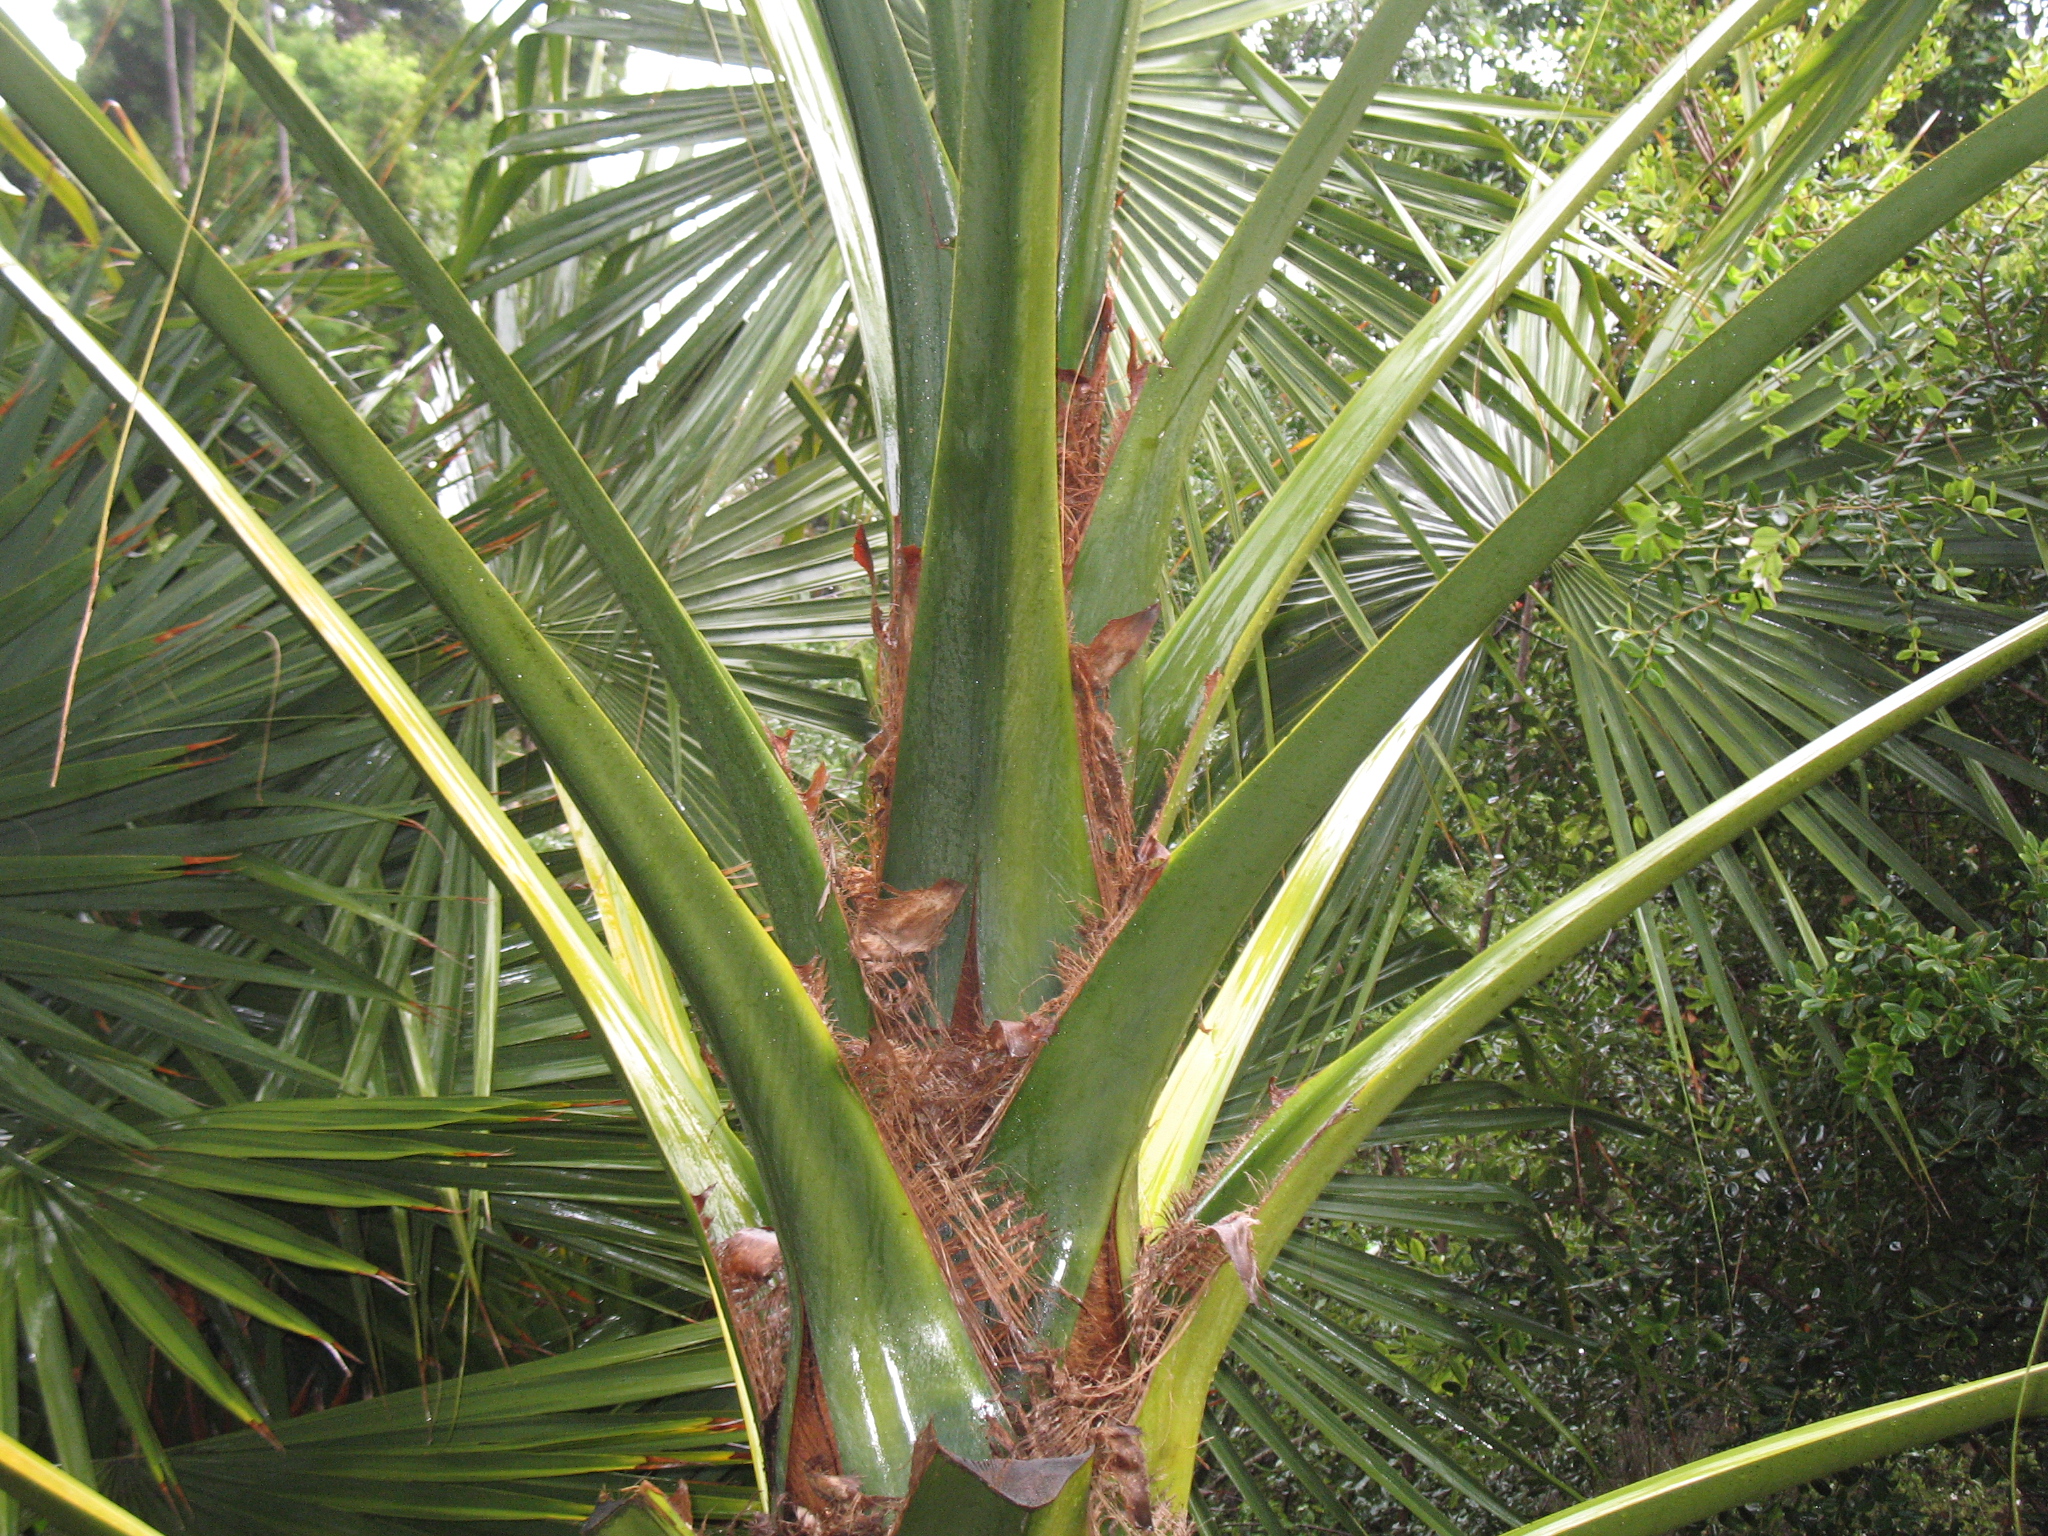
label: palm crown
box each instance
[0,0,2042,1530]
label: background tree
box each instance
[53,0,480,221]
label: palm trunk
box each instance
[0,2,2046,1531]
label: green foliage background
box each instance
[2,0,2047,1528]
[1181,6,2048,1529]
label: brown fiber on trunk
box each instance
[760,300,1218,1531]
[1071,605,1167,924]
[842,1021,1047,1381]
[779,1340,855,1526]
[857,533,918,875]
[1056,298,1115,585]
[718,1229,791,1420]
[1057,294,1144,589]
[1065,1239,1132,1395]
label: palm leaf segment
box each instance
[0,0,2040,1528]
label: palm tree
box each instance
[0,0,2042,1529]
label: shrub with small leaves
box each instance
[1783,836,2048,1099]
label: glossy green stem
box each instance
[809,0,956,538]
[893,1455,1091,1535]
[1501,1361,2048,1536]
[1054,0,1142,369]
[884,0,1097,1017]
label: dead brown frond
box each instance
[1058,295,1150,585]
[1088,1424,1156,1533]
[851,880,965,966]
